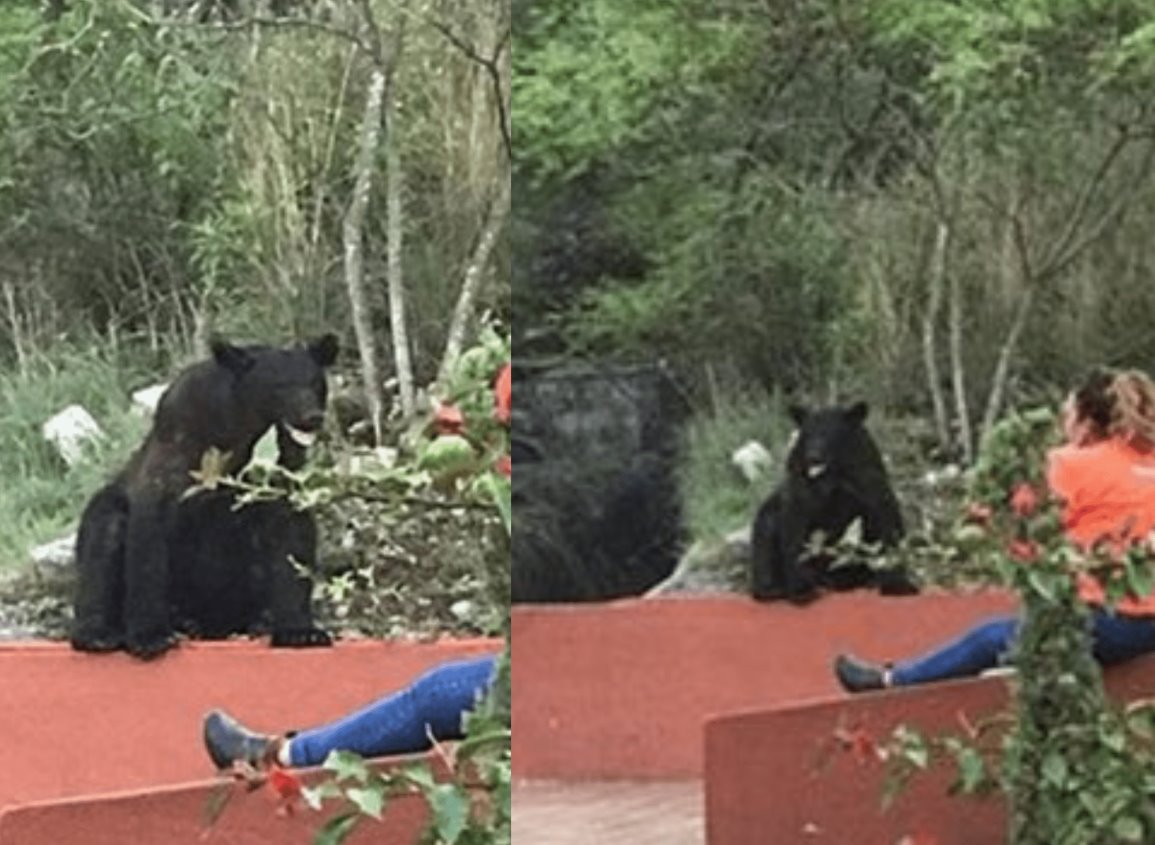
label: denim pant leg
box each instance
[890,615,1019,687]
[1091,610,1155,664]
[289,655,498,767]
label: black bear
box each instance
[71,334,339,658]
[749,401,918,604]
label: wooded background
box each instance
[1,0,509,397]
[516,0,1155,465]
[0,0,509,567]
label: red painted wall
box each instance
[704,656,1155,845]
[512,592,1018,779]
[0,761,431,845]
[0,638,500,811]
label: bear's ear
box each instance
[211,339,255,376]
[788,404,809,427]
[308,333,340,368]
[846,401,869,424]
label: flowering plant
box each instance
[838,408,1155,845]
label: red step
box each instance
[512,591,1018,779]
[704,655,1155,844]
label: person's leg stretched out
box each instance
[203,655,498,769]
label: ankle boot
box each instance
[203,709,279,770]
[834,653,889,693]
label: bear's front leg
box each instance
[71,484,129,652]
[750,496,786,601]
[263,505,331,648]
[776,515,821,605]
[861,496,919,596]
[123,495,179,659]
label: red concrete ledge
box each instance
[0,757,436,845]
[704,655,1155,844]
[0,637,501,811]
[512,591,1018,779]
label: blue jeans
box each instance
[289,655,498,767]
[890,611,1155,686]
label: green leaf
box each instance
[418,434,477,476]
[477,473,511,537]
[250,425,279,467]
[345,786,385,820]
[301,781,343,811]
[323,750,371,783]
[1041,752,1068,788]
[402,763,437,790]
[313,811,361,845]
[1026,570,1056,602]
[1113,816,1144,843]
[428,784,470,844]
[1125,556,1154,602]
[956,747,986,793]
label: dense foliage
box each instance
[517,0,1155,461]
[0,0,508,363]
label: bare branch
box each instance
[1038,137,1155,283]
[1036,128,1133,277]
[152,13,377,56]
[421,14,511,163]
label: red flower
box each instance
[834,725,881,765]
[495,454,511,477]
[1008,538,1040,563]
[493,363,511,426]
[267,765,302,817]
[434,402,466,435]
[1010,483,1039,518]
[964,502,993,526]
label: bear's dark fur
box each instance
[750,401,918,604]
[70,334,339,658]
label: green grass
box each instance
[0,343,163,570]
[677,387,792,543]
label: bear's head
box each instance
[212,334,340,448]
[785,401,872,482]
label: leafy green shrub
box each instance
[0,340,161,569]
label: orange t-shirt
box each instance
[1046,438,1155,615]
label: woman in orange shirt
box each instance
[836,368,1155,693]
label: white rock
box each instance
[450,600,475,621]
[31,533,76,569]
[131,383,169,416]
[41,405,104,467]
[731,440,774,484]
[924,463,963,488]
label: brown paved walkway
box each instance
[513,780,703,844]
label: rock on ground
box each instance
[646,525,751,596]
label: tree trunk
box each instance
[385,94,416,419]
[343,65,388,445]
[980,284,1035,446]
[438,168,510,386]
[921,219,951,454]
[948,248,972,464]
[2,283,27,374]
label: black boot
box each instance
[834,653,889,693]
[203,709,277,770]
